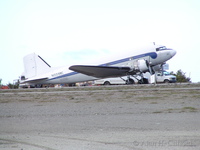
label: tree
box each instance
[7,80,19,89]
[170,70,191,82]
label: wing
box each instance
[69,65,131,78]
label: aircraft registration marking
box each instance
[51,71,63,77]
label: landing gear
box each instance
[126,78,135,84]
[138,78,149,84]
[120,76,135,85]
[123,59,156,84]
[130,71,149,84]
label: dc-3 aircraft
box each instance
[20,44,176,87]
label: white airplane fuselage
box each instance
[20,44,176,86]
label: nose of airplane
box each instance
[170,49,176,57]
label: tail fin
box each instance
[23,53,51,78]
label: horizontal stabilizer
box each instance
[69,65,131,78]
[21,77,48,84]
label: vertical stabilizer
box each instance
[23,53,51,78]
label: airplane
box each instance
[19,44,176,87]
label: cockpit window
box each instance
[156,46,167,51]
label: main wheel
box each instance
[143,78,149,84]
[126,78,135,84]
[138,78,149,84]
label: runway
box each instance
[0,84,200,149]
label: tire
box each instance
[126,79,135,84]
[164,79,170,83]
[143,78,149,84]
[104,81,111,85]
[138,78,148,84]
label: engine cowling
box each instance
[134,59,149,72]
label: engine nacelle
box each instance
[134,59,149,72]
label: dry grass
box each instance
[1,84,200,113]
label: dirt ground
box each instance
[0,83,200,150]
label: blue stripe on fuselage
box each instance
[47,52,157,81]
[100,52,157,66]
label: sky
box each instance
[0,0,200,84]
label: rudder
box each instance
[23,53,51,78]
